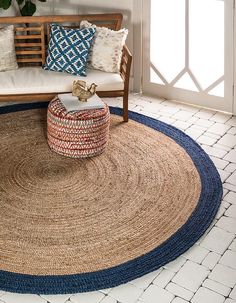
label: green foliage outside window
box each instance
[0,0,47,16]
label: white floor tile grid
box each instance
[0,93,235,303]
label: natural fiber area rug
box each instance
[0,103,222,294]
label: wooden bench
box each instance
[0,14,132,121]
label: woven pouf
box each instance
[47,98,110,158]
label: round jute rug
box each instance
[0,103,222,294]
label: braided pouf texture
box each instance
[47,98,110,158]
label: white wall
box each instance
[0,0,142,91]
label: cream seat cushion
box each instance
[0,67,124,95]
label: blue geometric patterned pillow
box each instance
[44,24,96,76]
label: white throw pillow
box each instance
[0,25,18,72]
[80,20,128,73]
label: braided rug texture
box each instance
[0,103,222,294]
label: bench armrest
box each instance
[120,44,133,91]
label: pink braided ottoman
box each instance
[47,98,110,158]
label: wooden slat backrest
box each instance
[0,14,123,67]
[14,24,45,66]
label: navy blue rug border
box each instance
[0,103,222,294]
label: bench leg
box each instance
[123,91,129,122]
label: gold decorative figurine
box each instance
[72,80,98,102]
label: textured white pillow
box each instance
[0,25,18,72]
[80,20,128,73]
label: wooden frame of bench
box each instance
[0,14,132,121]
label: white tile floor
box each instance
[0,93,236,303]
